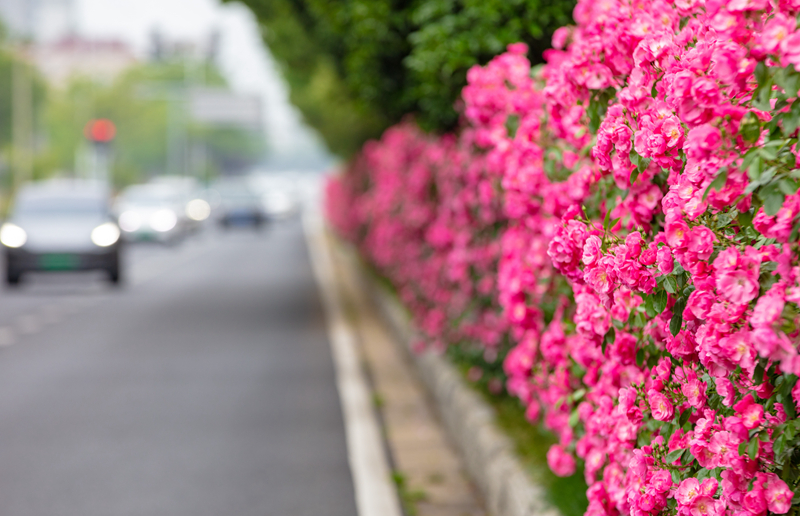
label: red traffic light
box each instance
[85,119,116,142]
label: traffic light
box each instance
[84,119,116,143]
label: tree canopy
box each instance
[228,0,575,157]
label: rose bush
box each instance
[326,1,800,515]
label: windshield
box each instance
[15,196,108,217]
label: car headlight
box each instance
[0,223,27,248]
[91,222,121,247]
[150,209,177,232]
[118,210,142,232]
[185,199,211,221]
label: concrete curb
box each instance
[340,244,560,516]
[303,206,404,516]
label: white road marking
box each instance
[303,184,403,516]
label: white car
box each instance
[114,184,190,243]
[2,180,122,285]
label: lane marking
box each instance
[303,187,403,516]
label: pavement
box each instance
[325,228,486,516]
[0,220,358,516]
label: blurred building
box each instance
[29,36,138,87]
[0,0,76,41]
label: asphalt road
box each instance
[0,219,357,516]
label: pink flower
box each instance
[666,221,690,248]
[750,286,785,328]
[687,226,716,261]
[717,269,759,305]
[744,488,767,516]
[715,378,736,406]
[650,469,673,493]
[677,478,702,505]
[781,32,800,68]
[648,389,674,421]
[682,379,707,409]
[582,235,602,266]
[547,444,576,477]
[657,247,674,275]
[690,496,721,516]
[763,473,793,514]
[734,396,764,430]
[685,124,721,159]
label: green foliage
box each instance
[228,0,575,156]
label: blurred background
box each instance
[0,0,333,199]
[0,2,362,515]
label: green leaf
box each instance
[664,275,678,294]
[780,177,799,195]
[759,146,779,161]
[748,437,759,460]
[748,157,764,182]
[755,61,769,88]
[630,167,640,185]
[740,112,761,144]
[654,290,668,314]
[569,409,580,427]
[775,434,786,456]
[754,362,765,385]
[636,348,645,367]
[638,157,652,173]
[784,397,797,420]
[738,442,748,456]
[670,298,686,336]
[704,169,728,200]
[645,294,656,318]
[665,449,685,463]
[777,66,800,98]
[679,408,691,427]
[603,328,616,355]
[671,469,682,484]
[764,189,786,216]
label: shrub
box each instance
[328,1,800,515]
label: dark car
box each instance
[1,180,122,285]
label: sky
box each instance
[74,0,330,169]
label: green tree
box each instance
[226,0,575,156]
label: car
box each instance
[247,172,300,221]
[114,183,190,243]
[148,176,211,231]
[1,180,122,285]
[211,179,266,228]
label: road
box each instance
[0,219,357,516]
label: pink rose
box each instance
[547,444,576,477]
[734,396,764,430]
[717,269,759,305]
[648,389,674,421]
[763,473,793,513]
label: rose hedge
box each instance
[326,1,800,516]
